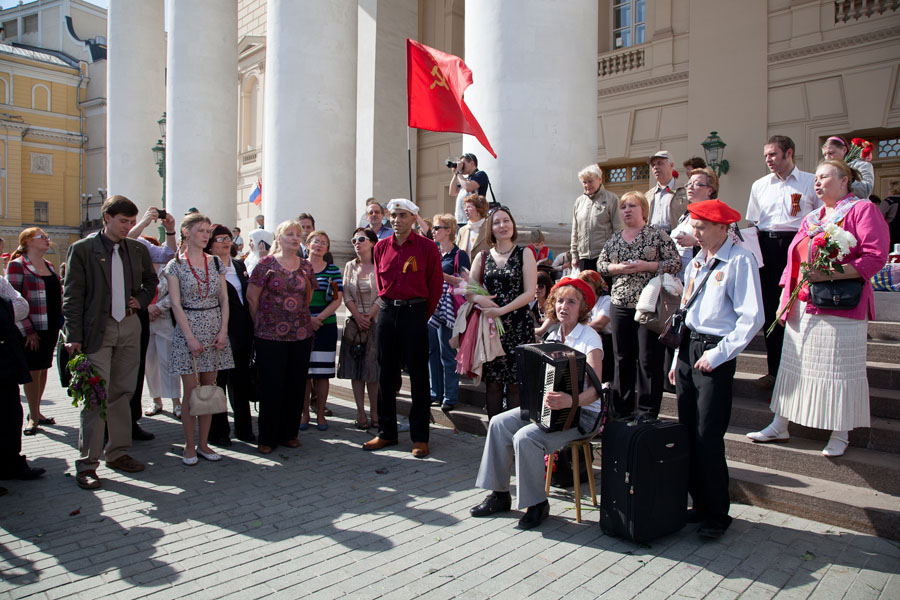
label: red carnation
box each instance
[672,169,679,180]
[813,236,826,248]
[88,376,100,386]
[861,143,873,161]
[851,137,865,146]
[828,248,839,259]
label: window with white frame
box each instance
[613,0,645,49]
[34,201,48,223]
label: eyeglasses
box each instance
[213,236,232,243]
[33,234,50,240]
[350,236,369,244]
[686,181,709,188]
[432,225,448,231]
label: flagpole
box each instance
[407,126,414,201]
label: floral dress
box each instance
[164,254,235,375]
[481,246,535,384]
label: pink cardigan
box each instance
[779,200,889,321]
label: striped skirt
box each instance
[308,322,338,379]
[770,301,870,431]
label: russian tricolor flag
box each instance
[249,179,262,205]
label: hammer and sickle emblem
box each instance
[430,65,449,91]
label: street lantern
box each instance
[157,112,166,139]
[152,139,166,177]
[701,131,730,176]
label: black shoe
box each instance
[698,516,732,540]
[235,432,257,443]
[0,456,46,481]
[209,436,233,447]
[518,501,550,530]
[0,486,6,496]
[430,399,443,407]
[132,426,155,441]
[441,402,456,413]
[470,491,512,517]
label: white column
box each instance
[165,0,238,226]
[106,0,165,213]
[464,0,598,225]
[356,0,417,218]
[263,0,357,237]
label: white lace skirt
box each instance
[770,302,870,431]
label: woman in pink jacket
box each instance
[748,159,889,457]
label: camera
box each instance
[445,159,458,170]
[156,208,168,220]
[349,343,366,359]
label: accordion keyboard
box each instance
[539,363,555,428]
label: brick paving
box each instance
[1,377,898,599]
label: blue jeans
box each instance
[428,323,459,405]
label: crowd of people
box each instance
[0,142,893,542]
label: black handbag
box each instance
[807,241,863,310]
[658,259,720,349]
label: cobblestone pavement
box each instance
[1,377,898,599]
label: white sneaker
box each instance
[822,437,848,457]
[746,425,789,443]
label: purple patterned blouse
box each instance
[248,254,315,342]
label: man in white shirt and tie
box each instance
[63,196,158,490]
[645,151,688,234]
[668,199,764,540]
[745,135,818,388]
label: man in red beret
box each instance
[667,199,764,540]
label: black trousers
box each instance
[128,308,150,426]
[254,337,312,447]
[676,333,736,529]
[376,302,431,443]
[758,233,793,377]
[580,257,598,272]
[610,304,665,417]
[0,379,23,464]
[210,341,255,440]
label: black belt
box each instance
[689,330,723,345]
[383,297,426,308]
[759,230,796,239]
[183,305,220,311]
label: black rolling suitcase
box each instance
[599,418,689,542]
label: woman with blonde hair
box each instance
[6,227,62,435]
[246,220,315,453]
[164,213,234,465]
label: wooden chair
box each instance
[544,437,598,523]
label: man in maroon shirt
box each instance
[363,199,443,458]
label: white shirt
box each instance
[547,322,605,411]
[650,178,676,230]
[465,218,485,254]
[746,166,818,231]
[223,261,243,304]
[0,276,29,321]
[589,296,612,334]
[678,238,764,369]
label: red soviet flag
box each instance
[407,39,496,158]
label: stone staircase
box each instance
[330,304,900,541]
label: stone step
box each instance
[868,319,900,341]
[727,461,900,541]
[722,428,900,496]
[745,334,900,364]
[658,394,900,454]
[736,351,900,389]
[330,382,900,540]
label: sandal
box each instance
[38,416,56,425]
[144,405,163,417]
[354,420,370,430]
[23,425,40,436]
[173,405,182,420]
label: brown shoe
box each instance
[105,455,145,473]
[362,437,398,451]
[753,374,776,390]
[412,442,430,459]
[76,470,101,490]
[283,439,300,448]
[257,445,274,454]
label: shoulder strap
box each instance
[453,248,460,275]
[480,250,487,282]
[562,352,580,430]
[682,258,720,311]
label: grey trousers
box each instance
[76,315,140,473]
[475,408,588,509]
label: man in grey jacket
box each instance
[63,196,158,490]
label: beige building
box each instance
[231,0,899,250]
[0,0,107,266]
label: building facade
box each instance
[0,0,107,267]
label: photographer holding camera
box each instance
[448,153,490,226]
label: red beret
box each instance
[551,277,597,309]
[686,199,741,225]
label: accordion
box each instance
[515,343,585,432]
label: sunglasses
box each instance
[432,225,449,231]
[213,236,232,243]
[33,234,51,240]
[350,236,369,244]
[488,206,512,216]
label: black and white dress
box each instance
[481,246,535,384]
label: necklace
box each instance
[494,244,514,256]
[186,253,210,299]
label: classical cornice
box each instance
[768,25,900,63]
[597,71,688,98]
